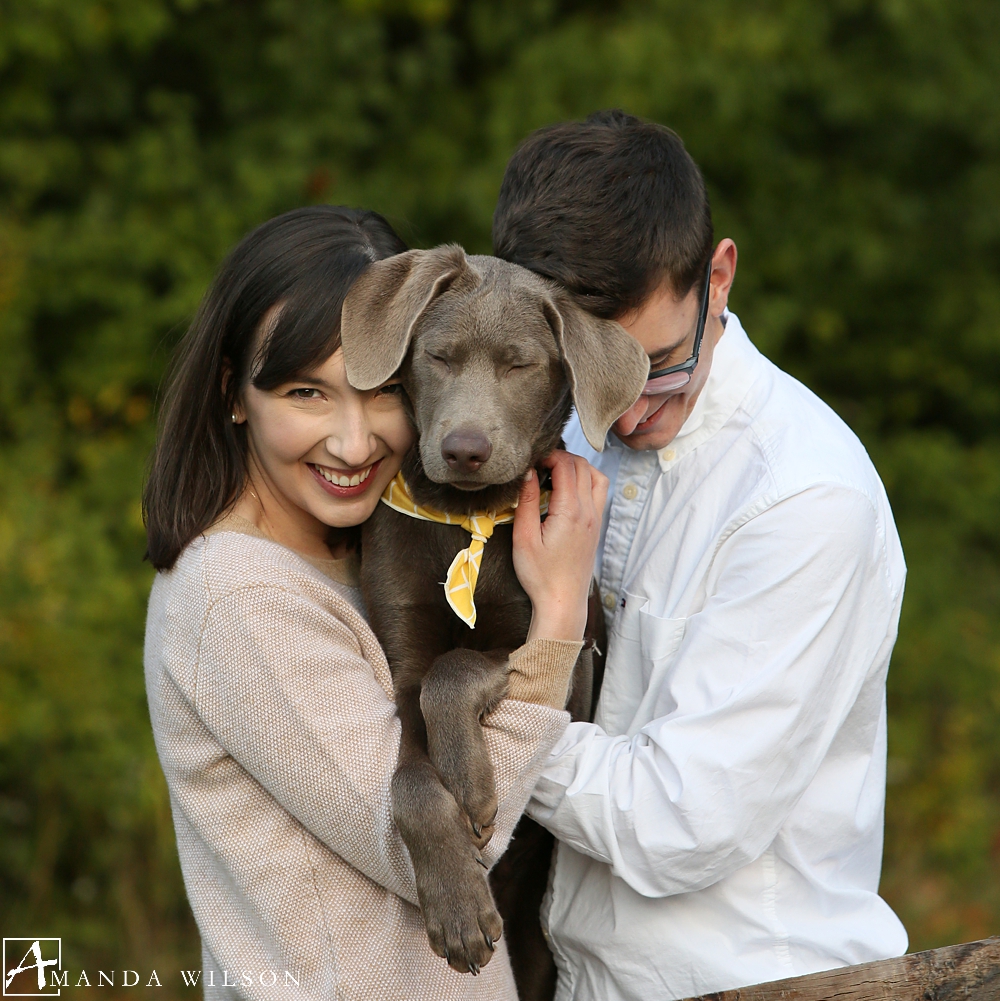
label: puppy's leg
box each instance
[489,816,558,1001]
[420,648,510,848]
[392,683,504,975]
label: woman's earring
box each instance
[231,413,238,423]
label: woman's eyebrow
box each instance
[289,375,334,390]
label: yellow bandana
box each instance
[380,471,548,629]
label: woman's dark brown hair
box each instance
[143,205,408,570]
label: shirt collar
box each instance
[652,310,762,471]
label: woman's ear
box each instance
[543,290,649,451]
[340,245,474,390]
[221,359,246,424]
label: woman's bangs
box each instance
[252,254,371,390]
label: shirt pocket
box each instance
[598,592,687,736]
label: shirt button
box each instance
[661,449,677,462]
[622,483,638,500]
[603,592,616,610]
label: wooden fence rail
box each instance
[686,936,1000,1001]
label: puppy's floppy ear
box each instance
[341,245,473,390]
[544,290,650,451]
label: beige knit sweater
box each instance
[144,516,579,1001]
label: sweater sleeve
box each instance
[506,637,584,708]
[191,584,570,905]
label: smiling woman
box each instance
[139,206,604,1001]
[229,336,414,560]
[143,206,412,567]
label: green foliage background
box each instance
[1,0,999,991]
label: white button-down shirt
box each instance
[528,312,908,1001]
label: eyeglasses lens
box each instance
[641,370,692,396]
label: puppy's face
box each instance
[341,247,649,514]
[401,271,571,504]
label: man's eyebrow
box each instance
[647,334,689,368]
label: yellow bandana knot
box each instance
[380,471,548,628]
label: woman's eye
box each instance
[289,388,322,399]
[376,382,405,397]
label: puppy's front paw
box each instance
[426,725,499,847]
[463,804,497,853]
[452,771,498,850]
[419,853,504,975]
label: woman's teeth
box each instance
[315,464,373,487]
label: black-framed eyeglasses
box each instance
[640,258,713,397]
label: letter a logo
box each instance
[2,940,62,996]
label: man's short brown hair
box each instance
[492,109,713,319]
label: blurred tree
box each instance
[0,0,997,989]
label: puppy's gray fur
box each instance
[341,246,647,987]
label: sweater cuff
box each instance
[506,638,584,710]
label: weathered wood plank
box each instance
[684,937,1000,1001]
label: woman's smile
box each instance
[308,458,383,497]
[231,345,415,556]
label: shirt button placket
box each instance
[599,451,658,627]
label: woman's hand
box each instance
[512,450,609,643]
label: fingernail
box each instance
[523,469,534,482]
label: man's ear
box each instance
[543,289,649,451]
[341,245,475,390]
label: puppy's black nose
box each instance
[442,430,492,473]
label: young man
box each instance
[493,110,908,1001]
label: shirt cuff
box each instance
[506,638,583,710]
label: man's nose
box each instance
[614,397,649,437]
[441,429,492,473]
